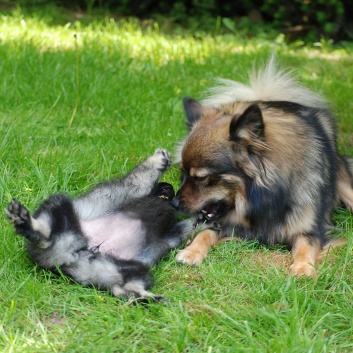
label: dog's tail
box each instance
[202,55,327,109]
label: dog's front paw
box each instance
[175,248,206,266]
[6,199,31,227]
[150,149,172,172]
[290,262,316,277]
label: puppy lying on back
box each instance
[6,149,192,302]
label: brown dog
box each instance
[172,57,353,276]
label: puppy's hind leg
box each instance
[6,199,52,248]
[116,259,166,302]
[116,280,167,304]
[69,253,165,303]
[7,196,87,270]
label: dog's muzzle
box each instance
[171,198,181,210]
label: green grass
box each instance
[1,6,353,353]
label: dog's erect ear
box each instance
[183,97,205,127]
[229,105,264,142]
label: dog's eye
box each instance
[193,175,208,182]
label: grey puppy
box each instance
[6,149,192,302]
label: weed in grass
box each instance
[1,6,353,353]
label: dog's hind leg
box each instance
[175,229,218,266]
[337,156,353,212]
[290,235,321,277]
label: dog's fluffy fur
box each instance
[6,149,192,301]
[173,57,353,276]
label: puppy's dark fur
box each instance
[7,149,192,301]
[173,58,353,276]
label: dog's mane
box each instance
[201,56,327,109]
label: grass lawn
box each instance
[1,6,353,353]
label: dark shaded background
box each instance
[6,0,353,41]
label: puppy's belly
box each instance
[80,213,145,260]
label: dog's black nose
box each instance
[171,198,180,210]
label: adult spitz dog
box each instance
[6,149,192,301]
[173,57,353,276]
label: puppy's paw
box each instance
[6,199,31,226]
[150,149,172,172]
[175,248,206,266]
[290,262,316,277]
[129,295,168,305]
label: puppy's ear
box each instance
[152,182,175,201]
[229,105,264,142]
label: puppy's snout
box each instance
[171,198,181,210]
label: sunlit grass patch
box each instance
[1,9,244,65]
[3,7,352,67]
